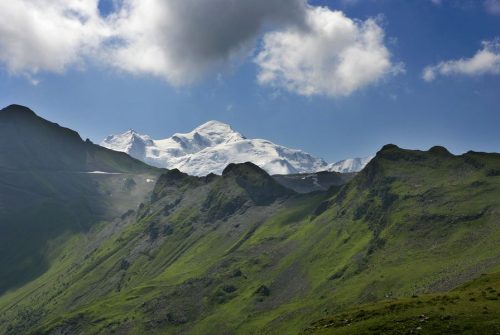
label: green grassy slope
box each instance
[1,143,499,334]
[304,272,500,334]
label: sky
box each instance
[0,0,499,163]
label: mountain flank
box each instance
[0,104,162,295]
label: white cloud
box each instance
[0,0,109,75]
[423,40,500,81]
[485,0,500,15]
[105,0,307,85]
[255,7,402,97]
[0,0,307,85]
[0,0,399,97]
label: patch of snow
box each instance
[84,171,122,175]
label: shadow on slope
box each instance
[0,105,160,294]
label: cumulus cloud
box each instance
[0,0,108,74]
[106,0,307,85]
[255,7,402,97]
[0,0,398,97]
[423,40,500,81]
[0,0,308,85]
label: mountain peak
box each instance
[191,120,245,142]
[429,145,452,156]
[380,144,400,152]
[1,104,37,118]
[0,105,153,173]
[125,129,138,135]
[222,161,265,177]
[220,162,294,205]
[105,129,151,142]
[195,120,232,132]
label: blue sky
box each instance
[0,0,499,162]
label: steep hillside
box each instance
[0,162,298,334]
[0,105,161,295]
[1,143,499,334]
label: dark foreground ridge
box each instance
[0,104,161,295]
[1,104,38,117]
[0,104,154,172]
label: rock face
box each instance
[101,121,331,176]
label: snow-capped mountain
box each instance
[327,157,373,173]
[101,121,331,176]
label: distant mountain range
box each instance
[101,121,372,176]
